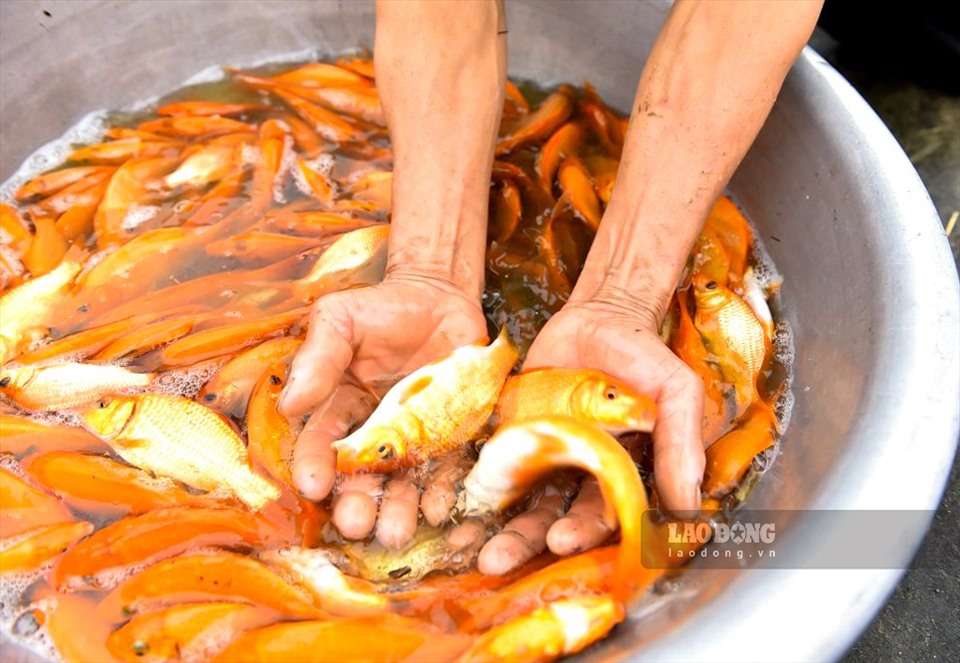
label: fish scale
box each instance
[83,394,280,509]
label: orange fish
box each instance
[558,155,602,232]
[52,506,275,590]
[0,466,74,538]
[702,196,753,285]
[14,166,114,203]
[212,615,471,663]
[22,216,68,276]
[0,415,106,457]
[272,62,371,88]
[68,138,183,165]
[27,451,205,514]
[93,157,180,246]
[702,400,778,497]
[489,179,522,244]
[156,100,265,117]
[97,551,321,623]
[137,116,255,139]
[107,602,280,663]
[495,368,657,433]
[535,121,584,192]
[0,521,94,574]
[246,364,300,486]
[497,86,574,155]
[457,416,648,602]
[197,337,303,418]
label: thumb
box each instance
[278,293,359,418]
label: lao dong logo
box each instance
[668,520,777,545]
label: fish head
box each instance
[570,372,657,434]
[0,366,37,394]
[691,274,729,311]
[334,425,406,474]
[81,397,135,439]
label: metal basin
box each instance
[1,1,958,661]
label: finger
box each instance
[651,362,706,517]
[375,480,420,550]
[333,474,384,540]
[420,452,468,527]
[546,476,616,556]
[477,487,565,576]
[292,382,377,501]
[446,518,488,552]
[279,294,358,418]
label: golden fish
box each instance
[164,143,236,189]
[14,166,113,203]
[0,251,83,365]
[495,368,657,434]
[81,394,280,509]
[156,100,265,117]
[334,328,518,474]
[0,362,153,410]
[459,595,624,663]
[692,275,770,399]
[457,416,648,602]
[336,525,482,583]
[291,224,389,301]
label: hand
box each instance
[474,297,705,575]
[278,274,488,548]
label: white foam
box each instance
[0,111,111,204]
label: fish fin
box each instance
[397,376,433,406]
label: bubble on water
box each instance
[119,205,161,233]
[154,360,227,399]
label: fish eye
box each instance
[0,376,10,388]
[269,374,282,386]
[202,393,216,402]
[604,387,619,400]
[98,400,108,409]
[377,444,394,460]
[705,281,718,290]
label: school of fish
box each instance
[0,56,786,662]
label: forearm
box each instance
[572,0,822,323]
[376,0,506,297]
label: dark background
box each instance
[813,3,960,660]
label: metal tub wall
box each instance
[1,1,957,661]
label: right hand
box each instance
[278,273,488,548]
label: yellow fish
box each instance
[0,252,83,365]
[691,274,770,409]
[0,362,153,411]
[334,328,518,474]
[291,224,389,302]
[495,368,657,434]
[460,595,624,663]
[81,394,280,510]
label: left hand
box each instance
[475,296,706,575]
